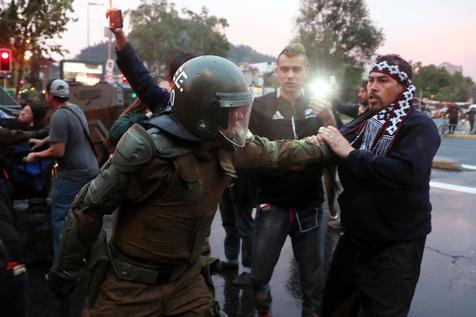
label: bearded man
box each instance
[314,54,440,317]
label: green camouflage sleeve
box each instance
[50,124,156,279]
[233,132,334,169]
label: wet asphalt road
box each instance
[23,132,476,317]
[209,206,341,317]
[25,209,341,317]
[411,168,476,316]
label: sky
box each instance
[59,0,476,80]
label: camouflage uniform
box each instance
[51,123,332,317]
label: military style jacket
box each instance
[60,124,331,271]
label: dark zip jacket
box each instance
[249,92,325,208]
[338,107,440,249]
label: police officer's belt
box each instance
[109,244,190,285]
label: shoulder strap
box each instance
[61,105,96,156]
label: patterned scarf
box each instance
[356,61,416,156]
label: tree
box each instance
[414,65,474,102]
[74,42,110,64]
[413,65,450,99]
[181,7,229,57]
[73,41,274,80]
[296,0,384,101]
[128,0,229,76]
[0,0,75,96]
[441,71,474,102]
[228,44,274,64]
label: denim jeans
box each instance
[219,188,255,268]
[251,204,324,317]
[51,175,91,252]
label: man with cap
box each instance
[310,54,440,316]
[26,79,99,252]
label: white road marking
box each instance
[430,181,476,195]
[461,164,476,170]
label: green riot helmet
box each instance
[168,55,254,147]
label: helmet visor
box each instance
[218,104,252,147]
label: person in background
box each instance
[0,101,48,145]
[465,106,475,134]
[0,101,50,199]
[108,98,150,147]
[446,104,461,134]
[26,79,99,252]
[216,171,256,286]
[333,80,369,125]
[249,43,336,317]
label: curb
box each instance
[446,134,476,139]
[432,157,463,171]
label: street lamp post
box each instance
[86,0,115,83]
[87,2,105,48]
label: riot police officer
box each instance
[47,13,334,316]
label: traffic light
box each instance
[0,48,12,73]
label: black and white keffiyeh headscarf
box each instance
[357,60,416,156]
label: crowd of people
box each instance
[0,7,445,317]
[0,100,49,317]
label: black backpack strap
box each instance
[61,105,96,156]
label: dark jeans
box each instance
[252,204,324,316]
[219,188,255,267]
[51,175,91,252]
[322,234,426,317]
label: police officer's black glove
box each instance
[46,270,78,298]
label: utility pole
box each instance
[87,2,105,47]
